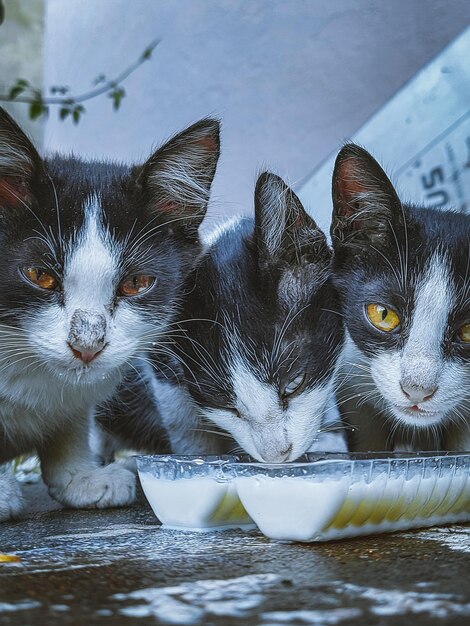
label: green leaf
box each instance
[8,78,30,98]
[108,87,125,111]
[9,85,26,99]
[59,107,71,120]
[72,104,85,124]
[29,100,46,120]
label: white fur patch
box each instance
[400,255,452,392]
[202,216,245,250]
[258,177,288,256]
[205,357,332,462]
[63,196,117,313]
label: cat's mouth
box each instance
[50,348,115,381]
[392,403,443,423]
[406,405,434,414]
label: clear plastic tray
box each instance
[136,455,254,531]
[136,453,470,541]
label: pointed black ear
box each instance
[254,172,330,268]
[0,107,42,208]
[136,118,220,237]
[331,143,403,250]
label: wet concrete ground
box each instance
[1,481,470,626]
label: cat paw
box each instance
[0,471,23,521]
[48,463,136,510]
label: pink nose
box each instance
[400,382,437,404]
[69,344,104,364]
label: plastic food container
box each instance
[137,453,470,542]
[136,455,254,531]
[233,452,470,542]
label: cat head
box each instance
[174,172,343,462]
[0,107,219,392]
[331,143,470,436]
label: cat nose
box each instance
[68,343,105,364]
[400,382,437,404]
[68,309,107,364]
[260,444,293,463]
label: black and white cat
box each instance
[0,107,220,520]
[99,173,345,462]
[331,143,470,451]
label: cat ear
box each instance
[0,107,42,208]
[331,143,403,249]
[254,172,330,269]
[135,118,220,237]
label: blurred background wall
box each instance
[2,0,470,228]
[0,0,45,145]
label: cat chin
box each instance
[388,404,446,429]
[53,367,114,386]
[46,358,125,387]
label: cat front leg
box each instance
[39,417,135,509]
[153,379,229,455]
[0,465,23,522]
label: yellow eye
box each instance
[458,323,470,343]
[24,267,58,290]
[118,275,155,297]
[366,303,400,332]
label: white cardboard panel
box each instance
[299,27,470,234]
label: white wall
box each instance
[43,0,470,230]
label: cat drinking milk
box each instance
[99,172,345,462]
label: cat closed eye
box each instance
[457,323,470,343]
[118,275,155,297]
[282,373,306,398]
[366,303,400,332]
[23,267,59,291]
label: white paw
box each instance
[48,463,136,509]
[0,469,23,521]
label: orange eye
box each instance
[118,275,155,297]
[24,267,58,290]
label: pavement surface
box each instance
[1,481,470,626]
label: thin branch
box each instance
[0,38,161,123]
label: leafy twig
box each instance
[0,38,160,124]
